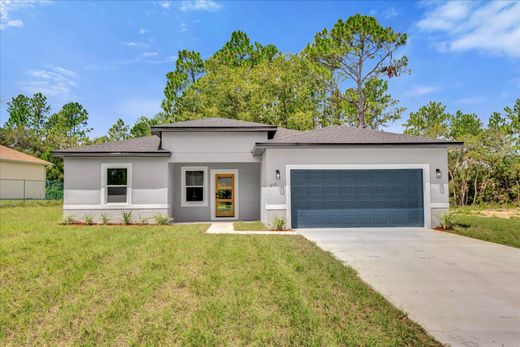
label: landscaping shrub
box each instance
[138,215,150,225]
[440,212,456,230]
[101,213,110,225]
[84,214,94,225]
[271,216,287,231]
[121,211,132,225]
[61,214,75,225]
[154,214,172,225]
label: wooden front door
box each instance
[215,173,234,217]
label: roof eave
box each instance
[52,151,172,158]
[0,157,52,166]
[151,126,277,132]
[253,141,463,154]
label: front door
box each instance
[215,173,235,217]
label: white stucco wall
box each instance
[260,146,450,228]
[161,131,266,163]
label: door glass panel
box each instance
[217,201,233,212]
[215,174,234,217]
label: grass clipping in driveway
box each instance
[0,206,438,346]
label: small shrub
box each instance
[84,214,94,225]
[439,212,456,230]
[271,216,287,231]
[121,211,132,225]
[138,215,150,225]
[154,214,172,225]
[61,214,75,225]
[100,213,110,225]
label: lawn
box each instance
[449,212,520,248]
[0,205,438,346]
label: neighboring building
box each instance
[54,118,462,228]
[0,145,51,200]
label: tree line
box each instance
[1,15,518,205]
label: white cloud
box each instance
[140,51,159,58]
[0,0,49,30]
[123,41,151,49]
[180,22,187,32]
[417,1,520,58]
[383,7,399,19]
[158,1,171,9]
[115,53,176,65]
[19,65,78,98]
[179,0,222,12]
[405,85,438,97]
[138,27,148,35]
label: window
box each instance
[181,167,207,207]
[107,168,128,203]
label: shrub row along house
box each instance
[53,118,462,228]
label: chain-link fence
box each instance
[0,179,63,201]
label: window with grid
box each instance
[106,168,128,203]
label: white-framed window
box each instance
[181,166,208,207]
[101,163,132,205]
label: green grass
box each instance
[0,199,62,208]
[0,206,438,346]
[449,213,520,248]
[234,220,269,231]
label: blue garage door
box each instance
[290,169,424,228]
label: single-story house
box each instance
[0,144,52,200]
[54,118,462,228]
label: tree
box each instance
[4,93,51,134]
[305,15,408,128]
[341,78,405,129]
[28,93,51,134]
[130,116,157,137]
[403,102,451,138]
[5,94,31,129]
[47,102,91,140]
[161,50,204,121]
[108,118,130,141]
[449,111,482,139]
[210,31,279,68]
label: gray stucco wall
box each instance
[63,157,169,222]
[260,146,450,228]
[170,162,260,222]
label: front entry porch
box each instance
[169,162,260,222]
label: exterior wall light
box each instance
[435,169,442,179]
[276,170,280,180]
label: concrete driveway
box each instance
[299,228,520,347]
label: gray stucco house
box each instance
[54,118,462,228]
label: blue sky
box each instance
[1,0,519,136]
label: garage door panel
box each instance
[291,169,424,228]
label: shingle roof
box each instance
[261,125,461,145]
[152,117,276,129]
[272,127,303,139]
[0,145,51,165]
[53,135,171,157]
